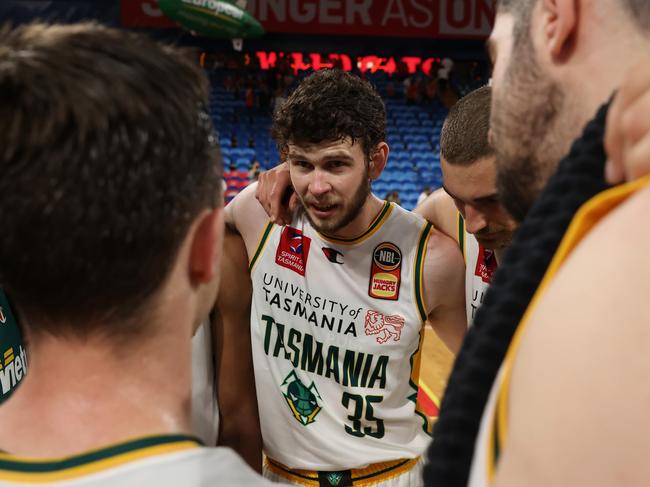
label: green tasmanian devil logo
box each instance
[281,370,322,426]
[326,472,343,485]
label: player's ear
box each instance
[189,207,224,284]
[488,128,495,147]
[540,0,578,61]
[369,142,389,181]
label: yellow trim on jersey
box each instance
[486,175,650,481]
[486,384,503,481]
[408,222,435,435]
[487,418,496,481]
[409,328,434,435]
[249,220,276,273]
[265,456,420,486]
[317,201,393,245]
[0,436,201,483]
[413,223,433,322]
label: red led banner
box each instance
[255,51,443,76]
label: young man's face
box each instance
[287,138,372,236]
[442,155,516,250]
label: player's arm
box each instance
[421,229,467,354]
[414,188,460,243]
[493,185,650,487]
[225,182,275,258]
[212,225,262,472]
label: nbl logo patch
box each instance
[474,246,497,284]
[368,242,402,301]
[0,307,5,325]
[276,227,311,276]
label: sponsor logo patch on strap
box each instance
[368,242,402,300]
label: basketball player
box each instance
[227,69,467,485]
[259,87,515,326]
[0,23,271,485]
[423,1,650,486]
[415,86,516,324]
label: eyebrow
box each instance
[443,185,499,204]
[288,151,355,162]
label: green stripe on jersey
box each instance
[248,221,274,272]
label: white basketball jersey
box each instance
[467,365,505,487]
[0,436,271,486]
[458,214,497,325]
[249,202,433,470]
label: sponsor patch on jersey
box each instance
[0,345,27,397]
[0,308,5,324]
[364,310,405,344]
[368,242,401,300]
[322,247,344,264]
[276,227,311,276]
[474,245,497,284]
[281,370,322,426]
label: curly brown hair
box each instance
[271,69,386,162]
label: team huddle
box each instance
[0,0,649,486]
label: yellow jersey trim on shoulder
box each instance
[488,175,650,480]
[414,222,433,322]
[317,201,393,245]
[0,435,202,483]
[249,220,276,272]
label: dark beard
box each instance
[491,36,568,223]
[299,176,371,235]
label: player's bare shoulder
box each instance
[422,225,465,302]
[418,215,467,352]
[225,182,276,259]
[570,179,650,261]
[414,188,458,242]
[393,205,462,270]
[615,181,650,233]
[423,225,464,275]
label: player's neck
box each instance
[566,31,650,133]
[323,194,385,240]
[0,320,194,458]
